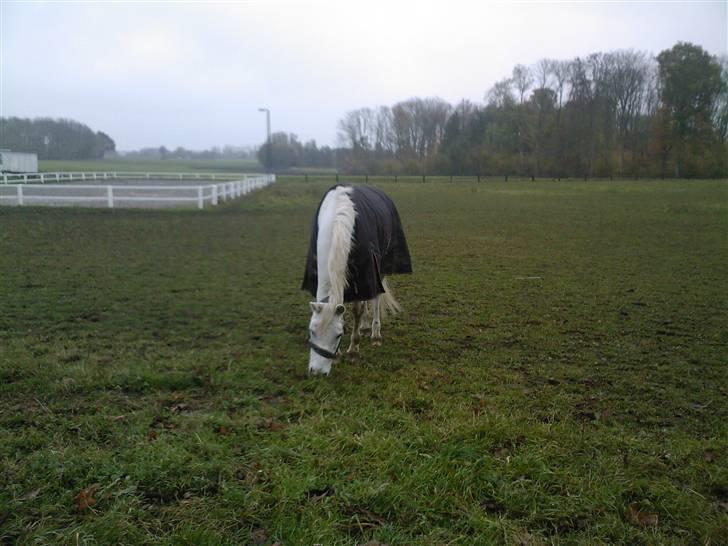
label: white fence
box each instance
[0,171,262,185]
[0,174,275,209]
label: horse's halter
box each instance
[309,335,342,360]
[308,296,343,361]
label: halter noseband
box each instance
[309,337,341,360]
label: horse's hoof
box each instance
[347,350,360,361]
[371,338,382,347]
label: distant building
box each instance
[0,150,38,173]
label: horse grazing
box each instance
[302,185,412,375]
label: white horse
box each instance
[302,185,412,375]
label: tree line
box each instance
[0,117,115,160]
[334,42,727,178]
[125,145,258,161]
[257,132,337,170]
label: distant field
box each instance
[1,179,726,544]
[39,158,262,174]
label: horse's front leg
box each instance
[371,296,382,346]
[346,301,365,358]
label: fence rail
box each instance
[0,174,275,209]
[0,171,264,185]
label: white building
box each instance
[0,150,38,173]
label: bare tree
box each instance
[374,106,395,154]
[608,50,650,175]
[391,97,451,160]
[337,108,376,151]
[512,64,534,104]
[534,59,553,92]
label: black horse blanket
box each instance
[302,185,412,302]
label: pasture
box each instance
[1,179,726,544]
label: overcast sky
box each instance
[2,1,726,151]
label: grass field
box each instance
[39,158,262,174]
[1,179,726,544]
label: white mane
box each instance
[317,186,356,305]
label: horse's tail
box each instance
[380,278,402,316]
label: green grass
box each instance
[39,158,262,174]
[1,179,726,544]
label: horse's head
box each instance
[307,301,345,376]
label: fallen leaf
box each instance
[305,485,336,502]
[257,418,286,432]
[251,528,268,545]
[74,486,99,512]
[626,503,658,527]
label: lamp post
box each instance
[258,108,271,172]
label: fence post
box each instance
[107,185,114,208]
[197,187,204,209]
[17,185,23,206]
[2,174,6,184]
[212,185,218,205]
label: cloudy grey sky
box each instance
[2,1,726,151]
